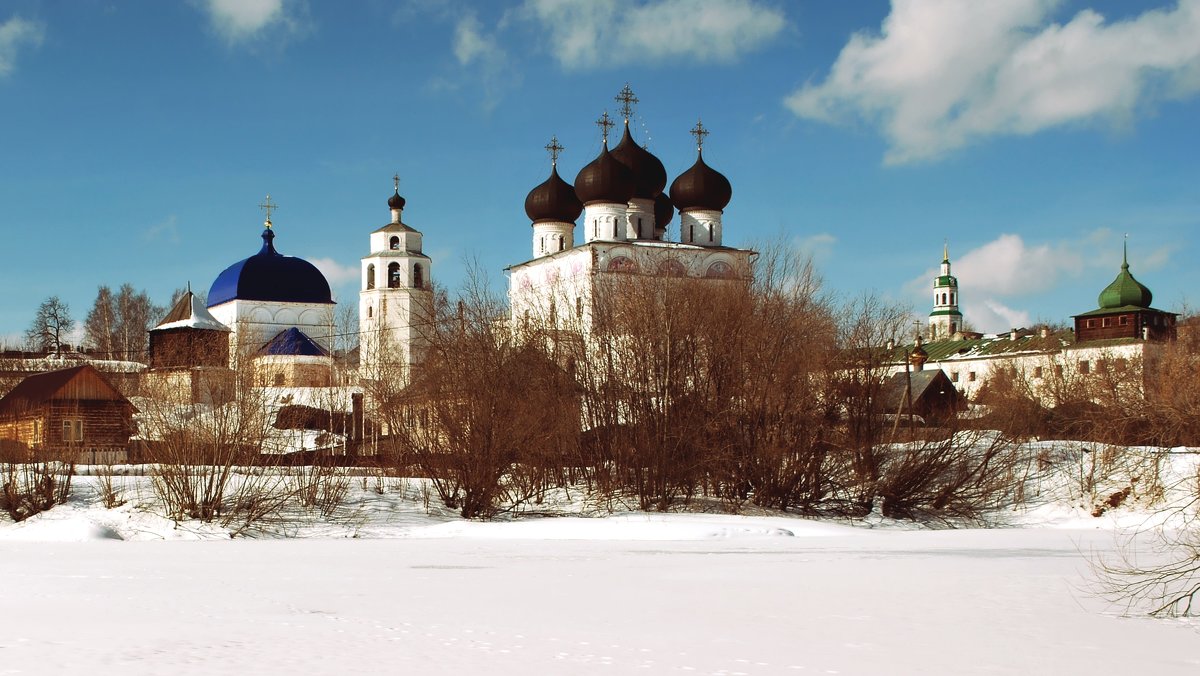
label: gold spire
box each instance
[258,193,278,228]
[943,239,949,263]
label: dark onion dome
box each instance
[574,142,635,206]
[654,192,674,230]
[1098,252,1153,309]
[208,228,334,307]
[525,165,583,224]
[610,122,667,200]
[669,150,732,213]
[388,188,406,211]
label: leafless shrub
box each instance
[294,459,352,518]
[0,455,75,522]
[93,463,127,509]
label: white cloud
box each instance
[519,0,786,69]
[969,299,1032,334]
[0,16,45,77]
[309,257,359,291]
[450,12,516,111]
[199,0,305,43]
[795,232,836,261]
[786,0,1200,164]
[143,215,180,244]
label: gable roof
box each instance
[879,370,960,412]
[0,365,130,416]
[256,328,329,357]
[153,290,230,332]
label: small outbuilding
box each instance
[880,369,964,425]
[0,364,137,463]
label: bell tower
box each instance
[359,176,434,383]
[928,242,963,340]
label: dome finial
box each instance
[258,193,278,228]
[615,83,639,123]
[689,118,709,152]
[544,135,563,167]
[943,239,949,263]
[393,173,400,193]
[595,110,614,146]
[1123,233,1129,270]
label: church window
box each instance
[689,224,694,242]
[1119,315,1130,326]
[388,263,401,288]
[708,224,713,242]
[950,322,957,334]
[1034,366,1043,379]
[1078,360,1090,374]
[1102,317,1112,327]
[637,217,643,238]
[1055,364,1064,377]
[558,236,565,252]
[951,293,956,304]
[1086,319,1097,328]
[273,373,285,386]
[950,371,959,382]
[367,306,373,318]
[414,264,424,289]
[968,371,976,382]
[705,261,734,279]
[390,236,400,250]
[366,264,375,290]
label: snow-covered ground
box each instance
[1,463,1199,675]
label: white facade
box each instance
[208,299,334,366]
[679,209,723,247]
[509,240,753,338]
[583,202,629,243]
[358,203,434,384]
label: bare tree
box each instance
[25,296,74,353]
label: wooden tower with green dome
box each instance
[1072,241,1176,343]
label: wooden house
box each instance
[880,369,964,425]
[0,364,137,463]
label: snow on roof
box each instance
[153,291,231,332]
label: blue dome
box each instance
[208,229,334,307]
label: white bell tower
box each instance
[359,176,434,383]
[928,242,963,340]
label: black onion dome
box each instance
[388,189,406,210]
[574,143,635,206]
[610,123,667,200]
[525,165,583,224]
[654,192,674,230]
[669,151,732,212]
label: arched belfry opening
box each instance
[388,262,401,288]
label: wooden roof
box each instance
[0,364,131,415]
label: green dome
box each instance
[1098,254,1152,309]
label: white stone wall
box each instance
[583,203,629,243]
[208,299,335,366]
[679,210,722,246]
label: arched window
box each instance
[414,264,424,289]
[368,306,373,318]
[689,224,694,243]
[388,262,401,288]
[366,264,375,290]
[389,236,400,250]
[558,235,565,252]
[708,224,713,242]
[705,260,735,279]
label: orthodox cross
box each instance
[393,173,400,192]
[690,119,709,151]
[258,194,278,225]
[596,111,614,145]
[545,135,563,166]
[615,83,638,121]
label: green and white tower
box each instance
[928,243,963,340]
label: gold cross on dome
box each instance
[545,135,563,165]
[258,193,279,225]
[615,83,638,121]
[690,119,709,151]
[596,111,614,145]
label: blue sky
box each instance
[1,0,1198,343]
